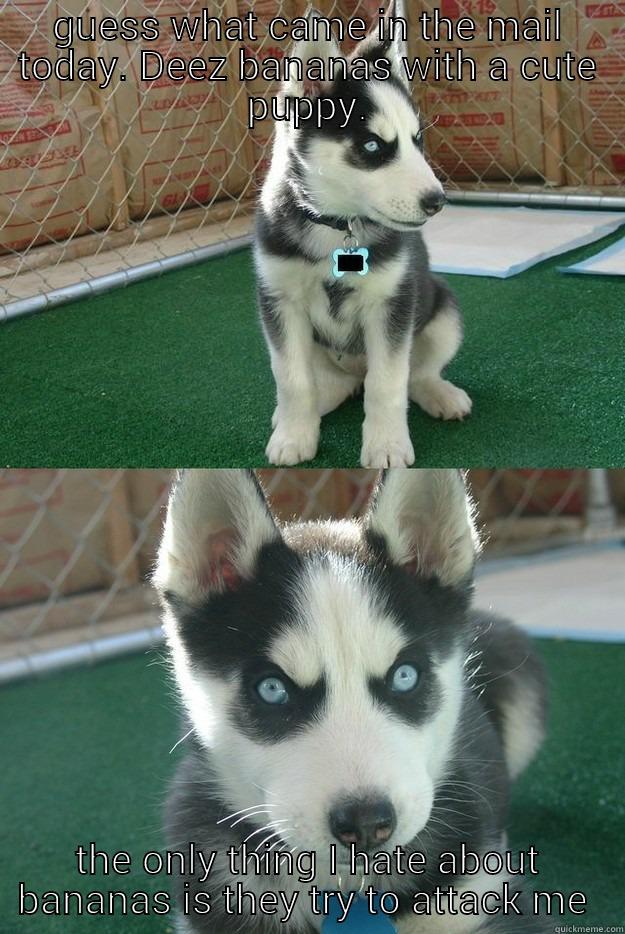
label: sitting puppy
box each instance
[255,12,472,467]
[155,469,548,933]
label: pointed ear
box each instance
[351,1,409,88]
[154,470,280,604]
[285,8,340,99]
[365,470,480,586]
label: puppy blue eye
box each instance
[256,676,289,705]
[390,664,419,693]
[363,139,380,153]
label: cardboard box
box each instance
[125,469,171,576]
[257,469,376,521]
[0,2,113,254]
[559,1,625,186]
[408,1,545,181]
[0,470,113,614]
[105,0,254,219]
[237,0,298,183]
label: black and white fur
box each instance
[255,12,472,468]
[155,469,548,933]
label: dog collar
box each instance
[298,207,371,277]
[301,208,354,232]
[300,207,384,234]
[321,893,396,931]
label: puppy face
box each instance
[281,31,445,229]
[296,81,444,229]
[155,471,478,877]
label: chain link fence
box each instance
[1,468,623,683]
[1,1,624,317]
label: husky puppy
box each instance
[255,13,472,468]
[155,469,548,933]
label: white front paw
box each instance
[411,378,473,421]
[266,418,319,466]
[361,422,415,468]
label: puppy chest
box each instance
[309,269,394,351]
[262,251,409,351]
[313,278,362,337]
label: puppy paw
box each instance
[266,420,319,466]
[410,378,472,421]
[361,424,415,468]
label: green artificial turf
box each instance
[1,640,624,931]
[3,227,625,468]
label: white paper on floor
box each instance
[422,204,625,278]
[475,545,625,643]
[559,236,625,276]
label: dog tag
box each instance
[321,893,396,932]
[332,247,369,279]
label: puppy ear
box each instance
[365,469,480,586]
[154,470,279,604]
[350,1,409,88]
[285,8,340,99]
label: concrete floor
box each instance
[476,542,625,642]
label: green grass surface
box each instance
[1,640,624,931]
[3,229,625,468]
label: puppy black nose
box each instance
[421,190,447,216]
[329,797,396,850]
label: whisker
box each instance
[230,809,276,829]
[243,820,288,844]
[427,815,461,836]
[419,114,440,133]
[267,834,291,853]
[169,728,194,755]
[432,804,471,820]
[254,829,287,852]
[252,781,278,799]
[217,804,277,826]
[476,655,530,692]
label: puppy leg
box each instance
[264,302,320,466]
[271,348,362,422]
[409,303,472,421]
[360,321,414,468]
[312,347,363,417]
